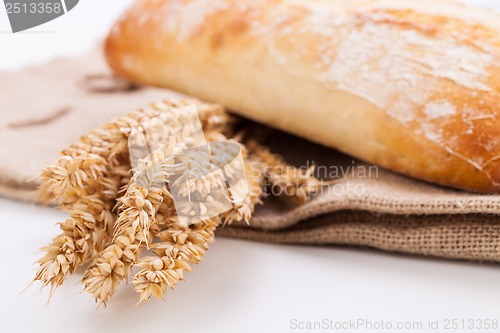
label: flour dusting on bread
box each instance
[424,102,457,120]
[159,0,230,41]
[262,2,498,179]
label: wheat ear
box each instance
[247,140,322,203]
[130,155,266,303]
[131,217,219,302]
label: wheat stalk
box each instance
[222,158,265,225]
[34,98,320,307]
[35,99,227,297]
[247,140,322,203]
[33,188,122,292]
[81,178,165,306]
[34,217,92,298]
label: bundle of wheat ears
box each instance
[33,98,322,307]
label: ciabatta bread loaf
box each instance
[105,0,500,193]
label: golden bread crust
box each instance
[105,0,500,193]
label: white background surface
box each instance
[1,1,500,332]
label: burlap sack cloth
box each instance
[1,51,500,262]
